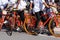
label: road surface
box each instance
[0,29,60,40]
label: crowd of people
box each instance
[0,0,58,22]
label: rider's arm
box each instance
[49,3,57,8]
[42,0,49,8]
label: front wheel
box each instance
[49,16,60,37]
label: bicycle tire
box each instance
[49,15,60,37]
[23,16,37,35]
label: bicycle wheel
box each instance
[23,16,37,35]
[49,15,60,37]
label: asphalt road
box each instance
[0,29,60,40]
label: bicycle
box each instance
[37,11,60,37]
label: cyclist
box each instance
[13,0,27,23]
[12,0,27,31]
[30,0,49,28]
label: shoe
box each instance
[16,27,22,32]
[16,27,20,31]
[3,20,8,24]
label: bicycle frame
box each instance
[38,12,59,28]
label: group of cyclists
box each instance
[0,0,59,36]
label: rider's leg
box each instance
[35,11,41,28]
[35,11,44,28]
[18,10,25,23]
